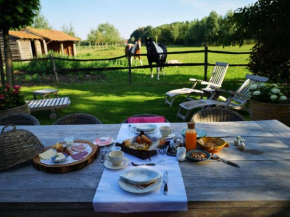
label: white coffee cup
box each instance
[159,126,174,137]
[105,151,124,166]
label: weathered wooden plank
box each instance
[1,207,290,217]
[20,40,33,59]
[257,120,290,148]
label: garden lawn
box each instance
[20,45,253,124]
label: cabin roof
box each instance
[25,27,80,42]
[9,31,41,39]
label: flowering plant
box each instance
[0,85,25,110]
[249,83,290,104]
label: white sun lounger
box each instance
[26,97,71,119]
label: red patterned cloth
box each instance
[127,116,165,123]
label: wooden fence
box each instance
[13,47,252,85]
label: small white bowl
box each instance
[120,168,161,185]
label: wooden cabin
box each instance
[24,27,79,56]
[0,28,79,63]
[0,30,43,61]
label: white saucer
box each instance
[119,176,162,194]
[104,157,129,170]
[165,133,176,140]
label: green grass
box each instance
[20,45,253,124]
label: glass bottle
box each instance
[185,122,197,151]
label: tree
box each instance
[61,22,77,37]
[98,23,121,44]
[205,11,220,45]
[0,0,40,86]
[130,26,153,44]
[95,30,104,45]
[130,36,135,44]
[232,0,290,82]
[186,19,206,45]
[170,24,179,44]
[217,11,234,46]
[148,28,161,43]
[31,13,52,29]
[87,23,121,45]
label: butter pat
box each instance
[38,149,56,160]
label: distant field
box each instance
[21,45,253,124]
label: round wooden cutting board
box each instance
[33,140,99,173]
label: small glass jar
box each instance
[64,136,74,148]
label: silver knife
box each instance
[163,171,168,195]
[220,159,240,168]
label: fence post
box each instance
[50,54,59,84]
[204,46,208,81]
[128,54,132,85]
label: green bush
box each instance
[23,74,32,82]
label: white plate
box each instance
[134,127,158,134]
[136,124,157,132]
[165,133,176,140]
[119,168,161,185]
[119,176,162,194]
[104,157,129,170]
[94,137,114,146]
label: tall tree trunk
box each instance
[0,43,5,87]
[3,28,14,86]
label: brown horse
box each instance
[125,39,143,66]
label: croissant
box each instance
[136,136,143,144]
[141,135,152,145]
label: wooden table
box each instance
[1,120,290,217]
[32,89,59,100]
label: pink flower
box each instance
[12,90,19,94]
[0,94,4,100]
[13,85,21,90]
[6,85,10,89]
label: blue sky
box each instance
[40,0,257,40]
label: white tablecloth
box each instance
[93,123,188,213]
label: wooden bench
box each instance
[26,97,71,119]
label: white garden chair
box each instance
[176,74,269,121]
[165,62,229,107]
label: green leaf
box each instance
[16,6,23,13]
[4,15,11,22]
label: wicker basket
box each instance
[249,100,290,126]
[0,125,44,171]
[0,104,30,117]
